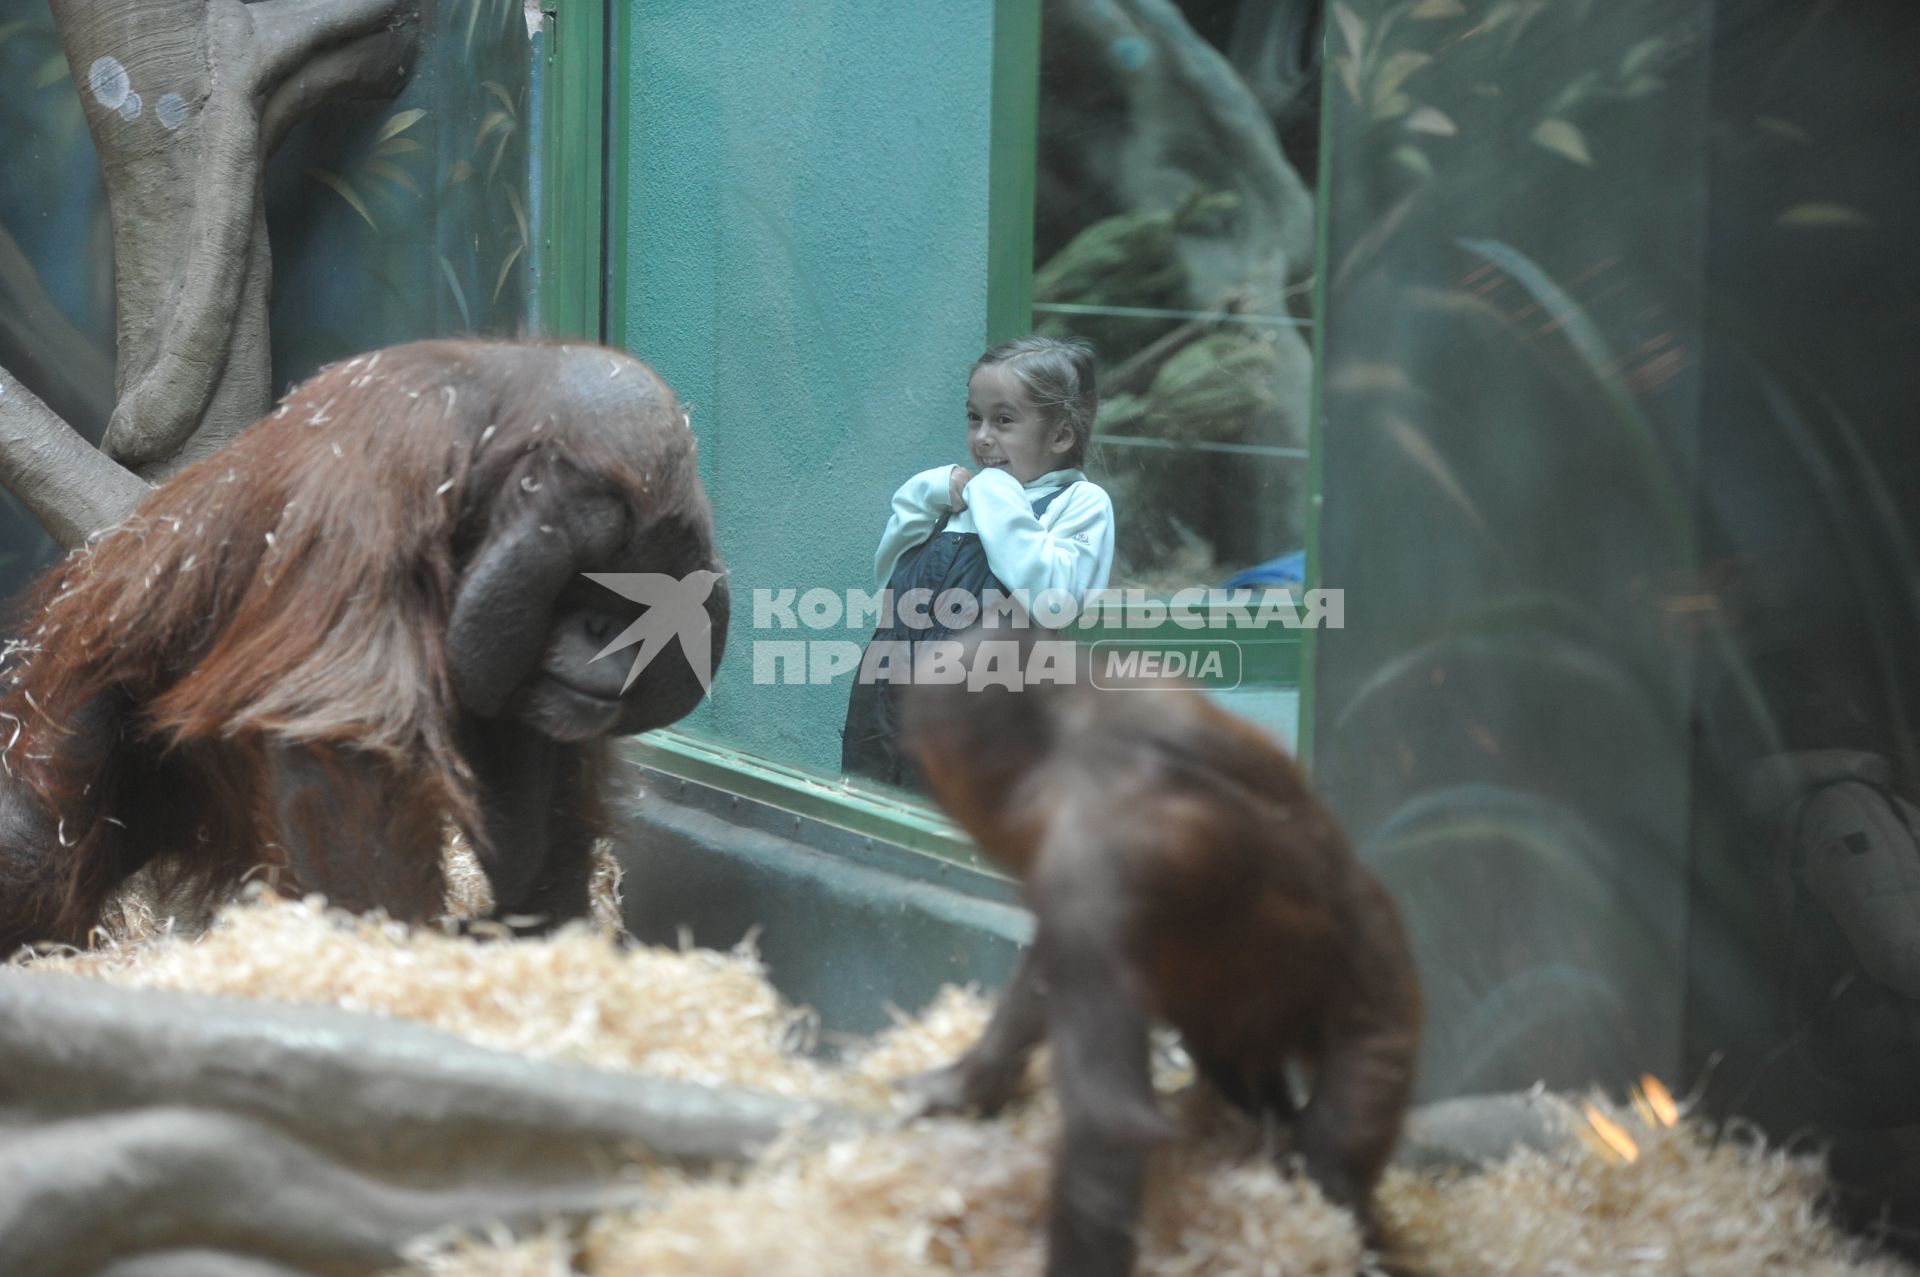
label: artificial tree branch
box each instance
[96,0,416,466]
[0,1108,651,1277]
[96,5,263,465]
[0,368,150,548]
[0,969,862,1274]
[0,971,864,1171]
[247,0,412,92]
[260,24,417,156]
[95,1251,317,1277]
[0,225,114,438]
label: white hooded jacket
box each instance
[872,464,1115,602]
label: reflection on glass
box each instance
[829,2,1321,792]
[1034,0,1318,591]
[264,1,532,381]
[841,337,1114,790]
[0,0,532,610]
[1315,0,1920,1243]
[0,2,112,599]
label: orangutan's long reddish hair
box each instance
[0,339,699,944]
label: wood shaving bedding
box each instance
[18,891,1915,1277]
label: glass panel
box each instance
[616,3,1321,793]
[0,2,112,597]
[1319,0,1712,1095]
[1318,0,1919,1236]
[1033,0,1319,598]
[263,0,533,380]
[1019,0,1323,759]
[618,7,1001,785]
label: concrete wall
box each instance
[620,3,1003,775]
[613,772,1029,1038]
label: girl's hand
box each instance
[948,465,974,512]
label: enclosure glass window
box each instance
[1314,0,1920,1226]
[617,0,1316,794]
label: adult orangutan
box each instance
[0,339,727,953]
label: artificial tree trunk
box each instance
[0,0,417,548]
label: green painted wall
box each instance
[618,3,1006,776]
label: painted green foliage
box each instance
[0,4,112,596]
[1315,0,1905,1106]
[266,0,534,384]
[1313,0,1712,1099]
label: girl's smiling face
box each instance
[966,364,1075,484]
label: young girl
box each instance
[841,335,1115,788]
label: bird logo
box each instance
[582,569,724,693]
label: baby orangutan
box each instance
[898,630,1421,1276]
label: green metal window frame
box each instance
[605,0,631,348]
[985,0,1041,348]
[626,731,989,869]
[536,0,609,341]
[1296,28,1337,770]
[541,1,1321,863]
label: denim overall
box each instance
[840,483,1072,790]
